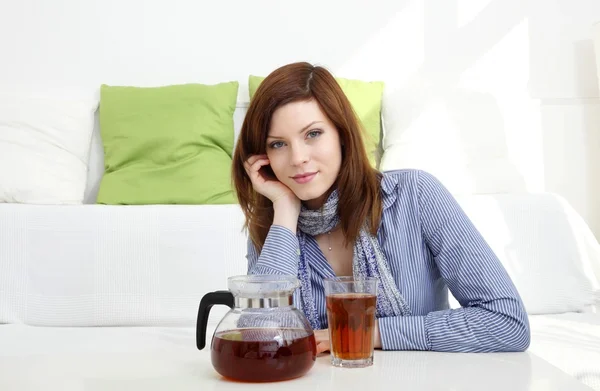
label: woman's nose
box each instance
[290,144,309,166]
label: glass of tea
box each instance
[323,276,377,368]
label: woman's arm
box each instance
[247,199,301,275]
[247,225,299,275]
[240,213,302,330]
[378,170,530,352]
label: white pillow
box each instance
[0,94,98,204]
[453,193,599,315]
[380,91,526,194]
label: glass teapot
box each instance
[196,275,317,382]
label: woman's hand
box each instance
[243,154,298,206]
[244,154,301,231]
[314,329,331,355]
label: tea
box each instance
[211,328,316,382]
[326,293,376,360]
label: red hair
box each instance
[232,62,382,251]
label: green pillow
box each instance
[249,75,384,167]
[97,82,239,205]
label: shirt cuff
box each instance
[378,315,430,351]
[250,225,299,276]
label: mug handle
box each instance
[196,290,235,350]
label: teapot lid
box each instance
[227,275,300,299]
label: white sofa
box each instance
[1,104,600,390]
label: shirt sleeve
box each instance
[246,225,300,276]
[378,170,531,352]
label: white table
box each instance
[0,325,592,391]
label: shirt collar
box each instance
[380,171,399,210]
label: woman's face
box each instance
[266,99,342,210]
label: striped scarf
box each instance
[296,189,411,330]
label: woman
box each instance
[231,62,530,354]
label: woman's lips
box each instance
[292,172,318,184]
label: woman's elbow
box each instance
[495,312,531,352]
[505,323,530,352]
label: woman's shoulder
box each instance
[381,168,420,184]
[380,169,450,210]
[381,168,441,184]
[380,168,434,193]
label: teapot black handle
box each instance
[196,290,235,350]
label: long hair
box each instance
[232,62,382,251]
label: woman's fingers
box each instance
[314,329,330,355]
[245,154,267,168]
[242,154,296,205]
[316,341,331,355]
[249,158,269,174]
[243,155,269,177]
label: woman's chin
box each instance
[295,189,323,202]
[296,192,330,211]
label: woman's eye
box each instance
[307,130,322,139]
[269,141,285,149]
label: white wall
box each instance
[0,0,599,237]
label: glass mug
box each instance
[323,276,378,368]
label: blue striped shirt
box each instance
[246,169,531,352]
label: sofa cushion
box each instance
[380,90,527,194]
[0,204,248,326]
[0,94,98,204]
[454,193,600,315]
[249,74,384,168]
[2,194,598,326]
[97,82,239,205]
